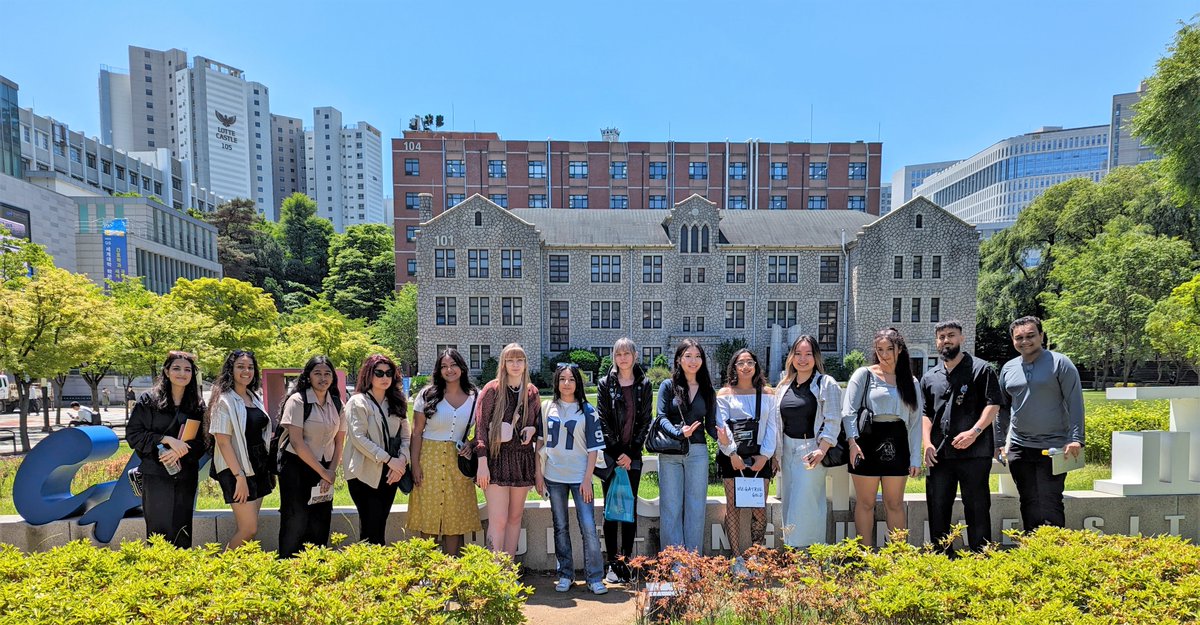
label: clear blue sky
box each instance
[1,0,1193,189]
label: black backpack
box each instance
[269,394,344,475]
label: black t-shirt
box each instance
[920,353,1002,460]
[779,377,818,439]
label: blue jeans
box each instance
[657,444,708,552]
[546,479,604,583]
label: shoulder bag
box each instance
[456,393,480,478]
[368,394,413,494]
[815,375,851,468]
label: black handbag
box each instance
[369,394,413,494]
[816,375,851,468]
[727,388,763,459]
[855,371,876,438]
[456,393,480,479]
[645,414,688,455]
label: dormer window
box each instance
[915,214,924,229]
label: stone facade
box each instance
[416,193,978,379]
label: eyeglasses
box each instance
[734,360,756,369]
[372,369,394,378]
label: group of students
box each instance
[124,313,1085,593]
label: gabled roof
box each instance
[511,209,672,246]
[717,210,876,247]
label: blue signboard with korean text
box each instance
[102,218,128,283]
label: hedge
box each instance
[0,538,529,625]
[1083,399,1169,464]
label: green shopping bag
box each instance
[604,467,635,523]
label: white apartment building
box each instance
[1109,83,1158,169]
[890,160,958,212]
[99,46,188,153]
[305,106,383,232]
[270,113,306,218]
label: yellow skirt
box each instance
[406,439,482,536]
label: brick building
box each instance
[392,131,883,287]
[413,192,977,380]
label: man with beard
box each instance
[919,320,1001,553]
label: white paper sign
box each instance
[734,477,765,508]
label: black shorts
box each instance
[849,420,911,477]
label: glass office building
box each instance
[0,75,20,178]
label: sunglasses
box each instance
[372,369,394,378]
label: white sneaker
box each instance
[605,566,620,584]
[555,577,571,592]
[590,581,609,595]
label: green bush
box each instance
[652,353,669,369]
[599,355,613,378]
[567,349,600,376]
[478,356,498,386]
[0,538,530,625]
[1084,400,1170,463]
[823,355,848,381]
[843,349,866,375]
[409,375,430,394]
[646,366,671,387]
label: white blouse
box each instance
[413,392,476,442]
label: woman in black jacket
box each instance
[596,338,653,582]
[126,351,206,548]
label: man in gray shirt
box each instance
[996,315,1085,530]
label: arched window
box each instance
[690,225,699,253]
[680,225,689,253]
[915,214,923,229]
[474,211,482,226]
[700,225,710,253]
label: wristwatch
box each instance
[971,426,983,435]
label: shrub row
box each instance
[1083,399,1170,464]
[633,527,1200,624]
[0,538,529,625]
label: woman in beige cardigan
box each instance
[344,354,411,545]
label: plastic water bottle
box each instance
[1042,448,1062,456]
[157,443,181,475]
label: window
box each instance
[809,162,828,180]
[932,255,942,279]
[407,259,417,276]
[529,194,548,208]
[550,302,570,352]
[893,256,904,279]
[488,194,508,208]
[696,317,705,332]
[770,162,788,180]
[469,345,492,371]
[768,255,799,283]
[610,161,627,179]
[849,162,867,180]
[488,159,507,178]
[528,160,546,178]
[642,347,662,364]
[474,211,483,226]
[404,158,419,176]
[725,301,745,329]
[469,297,491,326]
[769,195,787,209]
[820,255,840,283]
[930,298,941,323]
[468,249,489,278]
[590,255,621,283]
[405,226,417,242]
[405,192,420,210]
[688,162,708,179]
[911,298,921,323]
[726,256,746,283]
[818,302,838,350]
[683,317,691,332]
[808,195,828,210]
[642,301,662,329]
[569,161,588,179]
[683,268,691,283]
[591,301,621,329]
[446,160,464,177]
[892,298,902,323]
[729,195,748,209]
[697,268,706,283]
[848,195,867,210]
[435,297,457,325]
[593,347,612,359]
[569,194,588,209]
[501,249,522,278]
[434,249,456,278]
[767,301,798,329]
[649,195,668,209]
[610,195,628,209]
[912,256,923,280]
[446,193,465,208]
[502,297,523,326]
[915,214,924,228]
[642,255,663,283]
[729,162,747,180]
[549,255,570,282]
[649,161,667,179]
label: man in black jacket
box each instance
[920,321,1001,554]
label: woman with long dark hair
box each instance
[205,349,272,549]
[126,351,205,548]
[655,339,716,553]
[343,354,410,545]
[407,348,481,555]
[277,355,346,557]
[844,328,923,547]
[595,337,652,583]
[772,335,843,548]
[714,348,777,569]
[474,342,541,557]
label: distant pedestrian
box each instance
[102,388,111,409]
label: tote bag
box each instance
[604,467,636,523]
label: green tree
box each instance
[203,198,285,291]
[714,338,748,383]
[1146,274,1200,384]
[264,301,387,385]
[1043,221,1194,387]
[165,277,278,363]
[278,193,334,295]
[372,283,417,374]
[1132,19,1200,205]
[0,267,109,450]
[323,224,395,321]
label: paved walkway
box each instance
[0,407,129,455]
[522,573,640,625]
